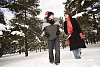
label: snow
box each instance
[0,31,3,35]
[0,23,14,31]
[92,9,97,11]
[0,23,6,35]
[0,42,100,67]
[15,23,29,29]
[36,36,41,42]
[21,25,29,29]
[12,40,18,44]
[73,12,85,18]
[0,23,14,35]
[0,8,14,22]
[71,0,74,2]
[0,23,6,31]
[93,30,97,33]
[86,7,92,11]
[6,24,12,30]
[11,31,25,36]
[81,0,85,6]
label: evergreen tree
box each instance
[64,0,100,40]
[0,0,41,56]
[0,10,6,25]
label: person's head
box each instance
[64,11,72,19]
[45,11,54,20]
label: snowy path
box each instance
[0,43,100,67]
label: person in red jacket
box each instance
[64,12,86,59]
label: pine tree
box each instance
[0,10,6,25]
[64,0,100,40]
[0,0,41,56]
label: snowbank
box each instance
[0,45,100,67]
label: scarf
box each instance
[66,17,73,35]
[66,17,73,45]
[47,19,55,25]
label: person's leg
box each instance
[72,48,81,59]
[54,38,60,64]
[48,40,54,63]
[78,48,82,55]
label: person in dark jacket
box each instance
[64,12,86,59]
[41,11,61,65]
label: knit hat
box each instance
[45,11,54,18]
[45,11,49,17]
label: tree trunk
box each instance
[25,9,28,57]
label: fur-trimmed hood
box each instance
[42,18,60,30]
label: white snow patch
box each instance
[81,0,85,6]
[0,23,6,31]
[0,43,100,67]
[11,31,25,36]
[92,9,97,11]
[12,40,18,44]
[15,23,29,29]
[21,25,29,29]
[73,12,85,18]
[36,36,41,42]
[0,31,3,35]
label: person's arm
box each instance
[74,18,82,33]
[41,22,46,37]
[74,18,85,39]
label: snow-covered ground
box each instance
[0,42,100,67]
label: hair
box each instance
[64,11,72,18]
[47,12,54,18]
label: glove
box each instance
[66,34,71,39]
[45,32,50,37]
[66,38,70,45]
[66,35,71,45]
[80,33,85,39]
[56,30,60,35]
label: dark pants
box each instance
[48,38,60,63]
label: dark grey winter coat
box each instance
[42,19,60,40]
[64,18,86,51]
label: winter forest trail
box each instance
[0,42,100,67]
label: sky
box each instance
[38,0,66,19]
[1,0,66,20]
[1,8,14,22]
[0,0,97,20]
[0,0,67,35]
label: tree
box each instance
[0,10,6,25]
[64,0,100,15]
[0,0,41,57]
[63,0,100,40]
